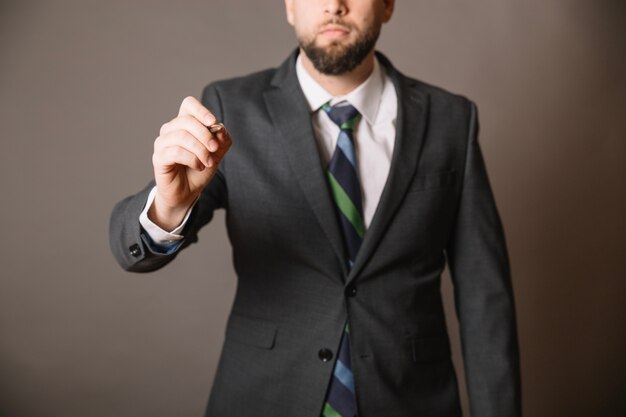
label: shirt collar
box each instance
[295,53,385,125]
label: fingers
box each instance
[154,129,211,170]
[153,96,232,174]
[160,115,215,152]
[155,124,232,169]
[178,96,215,127]
[208,127,232,165]
[153,142,207,173]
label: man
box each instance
[110,0,521,416]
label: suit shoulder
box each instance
[202,67,277,98]
[408,76,473,109]
[377,52,474,112]
[400,75,477,127]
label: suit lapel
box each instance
[263,52,349,278]
[347,54,430,283]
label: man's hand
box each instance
[149,96,232,231]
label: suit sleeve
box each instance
[446,101,521,417]
[108,84,228,272]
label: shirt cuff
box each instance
[139,186,197,246]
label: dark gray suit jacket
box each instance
[110,50,521,417]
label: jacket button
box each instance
[129,244,141,258]
[318,348,333,362]
[345,283,357,297]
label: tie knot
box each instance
[322,103,360,131]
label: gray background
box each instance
[1,0,624,416]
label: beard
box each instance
[299,21,381,75]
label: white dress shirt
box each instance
[140,55,398,245]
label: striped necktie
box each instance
[321,102,362,417]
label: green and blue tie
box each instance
[321,102,362,417]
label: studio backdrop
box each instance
[0,1,624,416]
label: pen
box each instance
[208,123,225,134]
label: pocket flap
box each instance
[404,316,447,337]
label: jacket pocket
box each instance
[225,314,278,349]
[410,336,451,362]
[405,316,451,362]
[409,170,456,192]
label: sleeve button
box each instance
[129,244,142,258]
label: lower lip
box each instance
[320,29,349,39]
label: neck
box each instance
[300,49,375,96]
